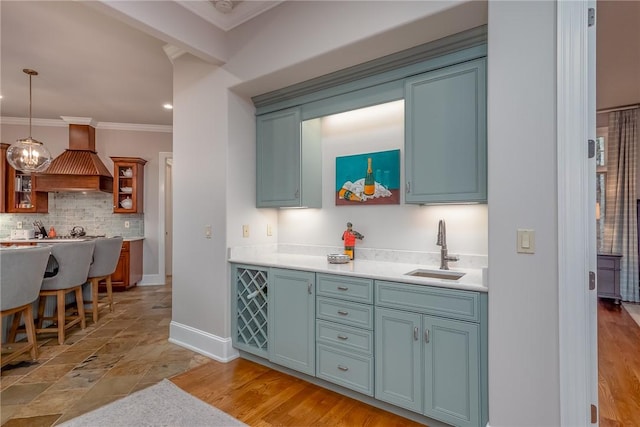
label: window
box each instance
[596,135,606,251]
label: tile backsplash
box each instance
[0,192,143,238]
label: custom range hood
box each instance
[36,119,113,193]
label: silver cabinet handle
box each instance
[295,188,300,198]
[337,310,349,316]
[337,334,349,340]
[308,282,312,294]
[425,329,430,343]
[414,326,419,341]
[406,181,411,193]
[337,286,349,291]
[338,365,349,371]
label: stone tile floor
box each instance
[1,279,210,426]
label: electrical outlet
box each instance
[124,221,130,229]
[267,224,272,236]
[205,225,212,239]
[16,221,23,229]
[242,224,250,238]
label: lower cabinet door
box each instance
[269,268,315,376]
[423,315,480,427]
[374,307,422,413]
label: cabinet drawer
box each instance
[316,320,373,356]
[375,281,480,322]
[317,274,373,304]
[597,256,620,271]
[316,344,373,396]
[317,297,373,330]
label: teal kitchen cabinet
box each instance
[405,58,487,204]
[315,274,374,396]
[375,280,487,427]
[231,264,269,358]
[269,268,316,376]
[256,108,321,208]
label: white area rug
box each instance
[58,379,246,427]
[623,302,640,328]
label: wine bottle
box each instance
[339,187,362,202]
[363,158,375,196]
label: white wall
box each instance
[487,1,560,425]
[0,122,171,281]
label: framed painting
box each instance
[335,149,400,205]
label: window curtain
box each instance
[603,108,639,302]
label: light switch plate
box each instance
[517,229,535,254]
[267,224,272,236]
[242,224,250,238]
[205,225,212,239]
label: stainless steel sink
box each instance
[405,269,465,280]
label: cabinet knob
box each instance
[337,310,349,316]
[414,326,419,341]
[337,334,349,340]
[424,329,430,343]
[406,181,411,193]
[337,365,349,372]
[307,282,312,294]
[337,286,349,291]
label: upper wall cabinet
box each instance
[256,108,321,208]
[405,58,487,204]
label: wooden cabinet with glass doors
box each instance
[1,142,49,213]
[111,157,147,214]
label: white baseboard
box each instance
[169,320,239,362]
[139,274,165,286]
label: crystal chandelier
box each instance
[6,69,52,172]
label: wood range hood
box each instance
[36,123,113,193]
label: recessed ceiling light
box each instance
[163,103,173,110]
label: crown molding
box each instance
[60,116,99,127]
[0,116,173,133]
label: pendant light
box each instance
[6,69,52,173]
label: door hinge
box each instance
[591,404,598,423]
[588,8,595,27]
[589,271,596,290]
[588,139,595,158]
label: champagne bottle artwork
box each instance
[363,158,375,196]
[335,149,400,206]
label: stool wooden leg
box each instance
[106,276,114,312]
[8,311,21,342]
[24,305,38,360]
[91,278,99,323]
[57,291,65,345]
[75,287,86,330]
[37,296,46,329]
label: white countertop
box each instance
[0,236,144,244]
[229,252,488,293]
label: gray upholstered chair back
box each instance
[88,237,123,278]
[40,241,95,291]
[1,246,51,311]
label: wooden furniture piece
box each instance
[83,237,123,323]
[111,157,147,213]
[597,253,622,304]
[1,143,8,213]
[37,241,95,345]
[1,246,51,366]
[100,239,143,292]
[2,144,49,213]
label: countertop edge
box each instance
[229,255,488,293]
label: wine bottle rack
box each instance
[235,267,268,356]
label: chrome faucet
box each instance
[436,219,459,270]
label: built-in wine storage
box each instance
[233,266,268,357]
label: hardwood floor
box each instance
[171,359,422,427]
[597,300,640,427]
[171,300,640,427]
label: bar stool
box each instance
[36,241,95,345]
[1,246,51,366]
[82,236,123,323]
